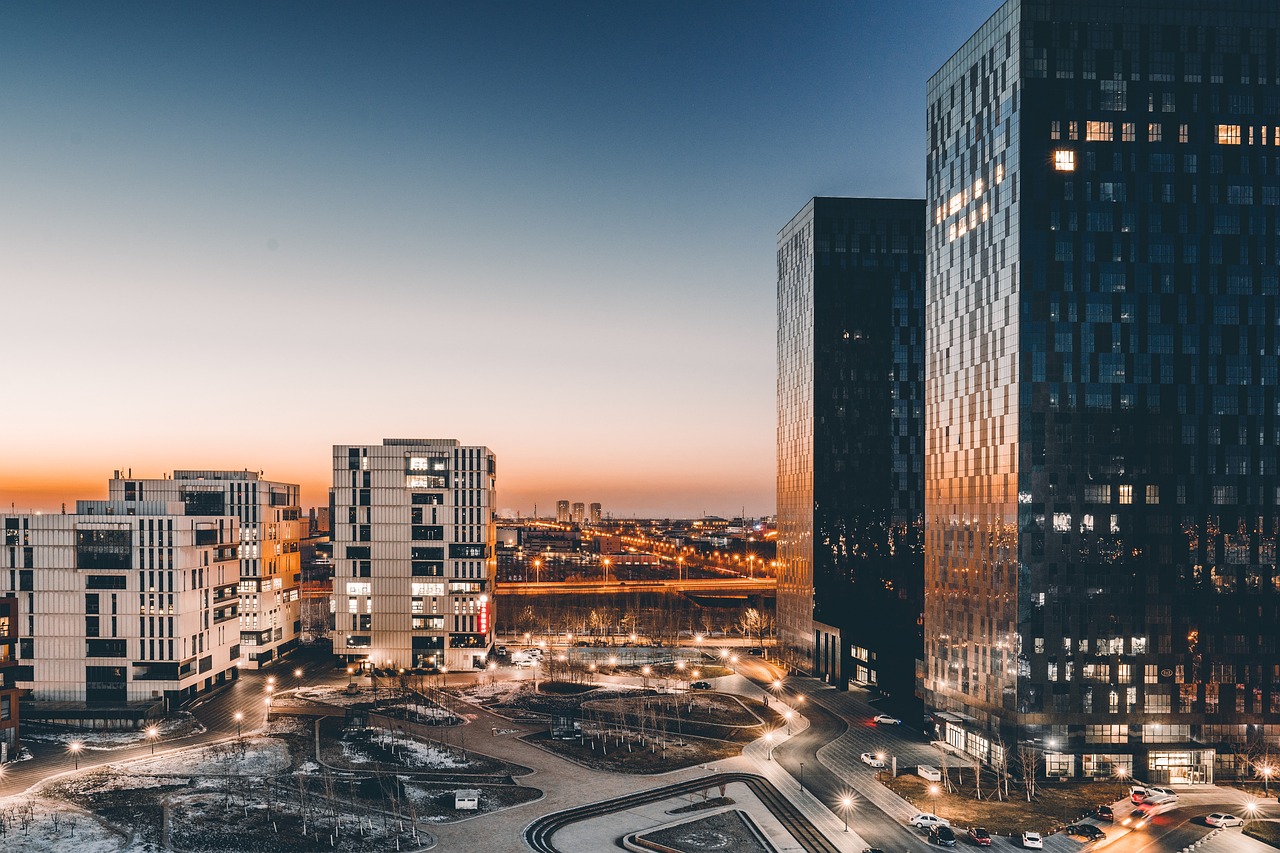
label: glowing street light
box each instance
[1262,764,1275,797]
[69,740,83,770]
[764,730,774,760]
[146,725,159,755]
[784,709,794,734]
[930,784,940,815]
[839,795,854,831]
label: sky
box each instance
[0,0,1001,518]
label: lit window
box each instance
[1051,120,1061,140]
[995,163,1005,183]
[1069,121,1079,140]
[1179,124,1188,143]
[1148,123,1162,142]
[1119,485,1133,504]
[1146,485,1159,504]
[1122,122,1135,142]
[948,193,962,216]
[1054,150,1076,171]
[1086,121,1113,142]
[973,177,984,198]
[1217,124,1242,145]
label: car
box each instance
[1130,786,1148,803]
[690,680,712,690]
[874,714,903,725]
[1063,824,1106,841]
[911,814,951,828]
[747,647,765,656]
[495,644,508,656]
[574,640,590,647]
[1121,811,1153,830]
[860,752,886,768]
[968,827,992,846]
[1205,813,1244,827]
[1142,786,1176,802]
[1021,832,1043,849]
[929,826,957,847]
[864,849,887,853]
[513,658,535,669]
[1089,805,1114,821]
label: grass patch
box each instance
[539,681,596,695]
[884,772,1124,835]
[1246,821,1280,849]
[523,730,740,774]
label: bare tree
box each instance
[1016,745,1039,801]
[991,732,1010,801]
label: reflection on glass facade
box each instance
[925,0,1280,782]
[778,198,925,693]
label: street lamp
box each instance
[1246,800,1260,831]
[234,711,243,740]
[764,731,774,760]
[294,667,303,682]
[799,760,805,791]
[1114,764,1128,799]
[839,795,853,832]
[69,741,83,770]
[1262,764,1275,797]
[146,725,159,755]
[784,709,794,734]
[930,784,940,815]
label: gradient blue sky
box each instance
[1,0,1000,517]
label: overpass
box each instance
[495,577,775,598]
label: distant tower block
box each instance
[555,500,570,523]
[570,502,585,525]
[588,503,602,525]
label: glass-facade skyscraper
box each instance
[924,0,1280,783]
[777,197,925,703]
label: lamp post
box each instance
[234,711,243,741]
[1114,764,1128,800]
[1262,764,1274,797]
[930,784,940,816]
[602,558,611,585]
[346,665,354,688]
[146,725,159,755]
[784,709,794,735]
[533,558,541,584]
[764,731,774,761]
[1246,800,1259,831]
[69,741,83,770]
[839,795,853,832]
[800,760,805,792]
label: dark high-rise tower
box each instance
[924,0,1280,784]
[777,197,925,703]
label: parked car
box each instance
[495,644,508,656]
[1063,824,1106,841]
[911,814,950,828]
[690,680,712,690]
[968,827,992,846]
[874,714,903,725]
[929,826,957,847]
[860,752,886,768]
[1021,832,1043,850]
[1205,813,1244,828]
[1129,786,1148,803]
[1090,805,1114,821]
[747,647,765,656]
[1142,787,1177,803]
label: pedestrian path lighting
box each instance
[784,709,794,734]
[69,741,83,769]
[839,795,854,832]
[930,784,940,815]
[1114,763,1128,798]
[1246,800,1260,831]
[1262,763,1275,797]
[799,760,805,791]
[146,725,159,754]
[764,730,775,760]
[234,711,243,739]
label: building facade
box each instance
[923,0,1280,783]
[589,503,602,525]
[571,502,585,525]
[556,501,570,524]
[331,439,496,671]
[0,595,18,761]
[1,501,240,708]
[110,471,302,668]
[777,197,926,692]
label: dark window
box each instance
[356,560,371,577]
[411,525,444,541]
[411,561,444,576]
[357,525,371,542]
[86,639,127,658]
[411,493,445,505]
[411,508,424,524]
[348,448,361,470]
[85,664,126,703]
[76,529,133,570]
[3,518,18,546]
[19,570,33,591]
[358,489,371,507]
[411,547,444,560]
[86,575,128,590]
[86,615,100,637]
[19,638,33,659]
[449,544,487,559]
[85,593,100,614]
[345,546,371,559]
[182,490,225,516]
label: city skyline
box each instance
[0,1,1000,518]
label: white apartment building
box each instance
[331,439,496,671]
[1,500,240,707]
[109,470,302,668]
